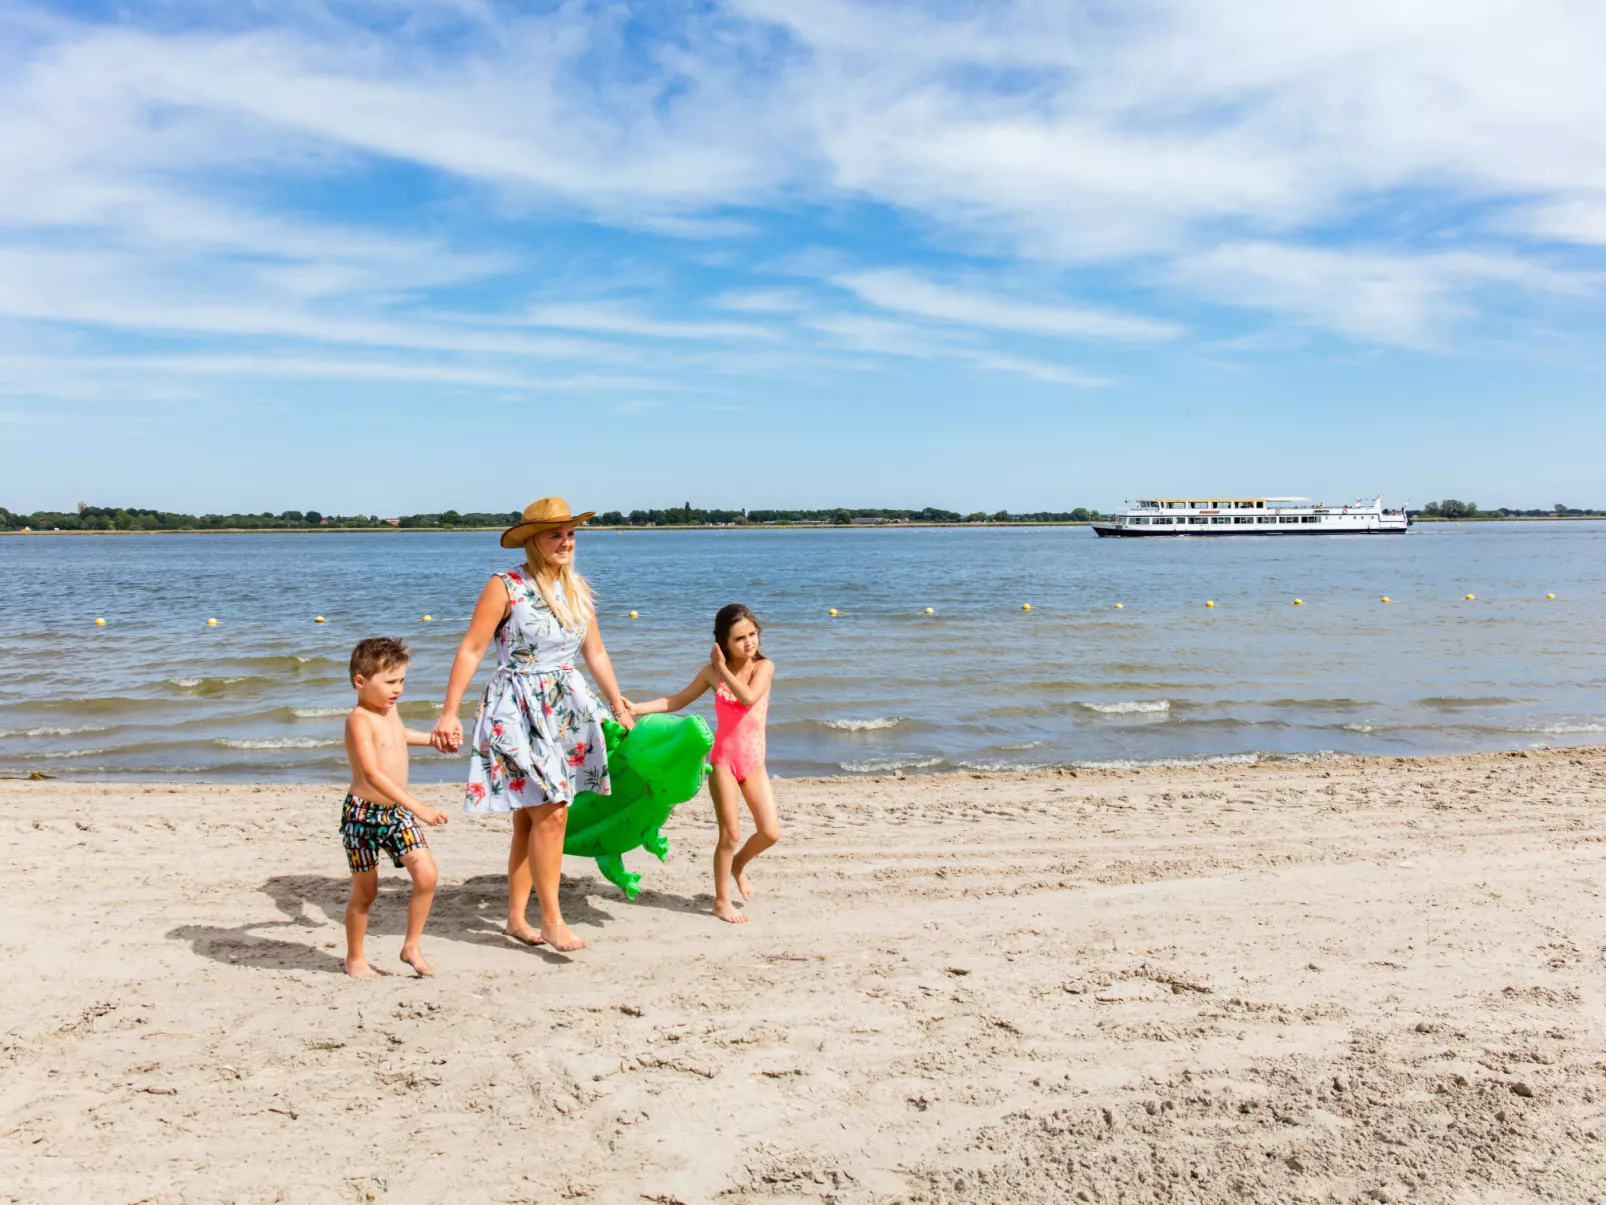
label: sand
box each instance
[3,749,1605,1204]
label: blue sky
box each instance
[1,0,1603,514]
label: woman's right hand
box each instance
[431,712,463,752]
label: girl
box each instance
[431,497,633,952]
[630,603,777,924]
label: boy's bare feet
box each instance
[501,922,546,946]
[541,922,588,951]
[345,957,378,978]
[713,901,748,924]
[734,869,756,901]
[400,946,435,978]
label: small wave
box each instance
[1079,700,1171,715]
[1341,723,1378,733]
[290,707,347,719]
[1418,696,1527,710]
[957,758,1046,773]
[0,725,111,738]
[1522,722,1606,735]
[217,737,342,750]
[1073,751,1263,771]
[819,717,902,732]
[841,756,945,773]
[998,740,1044,750]
[166,676,273,697]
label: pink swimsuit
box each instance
[711,679,767,783]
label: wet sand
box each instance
[3,749,1605,1203]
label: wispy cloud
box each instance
[0,0,1602,488]
[835,270,1183,342]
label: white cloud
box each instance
[804,312,1103,385]
[835,269,1182,342]
[1171,243,1593,348]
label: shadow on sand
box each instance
[168,868,708,975]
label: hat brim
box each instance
[499,512,595,548]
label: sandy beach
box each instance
[4,750,1605,1204]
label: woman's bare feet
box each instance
[734,868,756,901]
[400,946,435,978]
[541,922,588,951]
[713,901,748,924]
[345,956,377,978]
[501,921,545,946]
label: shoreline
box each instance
[5,515,1604,536]
[5,742,1605,1200]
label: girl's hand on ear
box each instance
[710,643,727,671]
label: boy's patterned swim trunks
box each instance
[340,792,428,872]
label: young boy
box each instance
[341,637,448,978]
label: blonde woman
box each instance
[432,497,633,952]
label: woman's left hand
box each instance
[611,699,637,730]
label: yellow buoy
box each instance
[207,618,218,626]
[422,614,433,621]
[1546,593,1555,599]
[1021,603,1031,611]
[924,608,934,614]
[828,609,838,617]
[628,611,639,619]
[1293,599,1303,606]
[314,616,326,624]
[1205,600,1215,608]
[94,617,106,626]
[1380,597,1391,604]
[1114,603,1123,609]
[1464,594,1475,601]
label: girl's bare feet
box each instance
[713,901,748,924]
[541,922,588,951]
[734,868,756,901]
[400,946,435,978]
[345,957,377,978]
[501,922,546,946]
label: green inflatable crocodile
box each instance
[565,713,713,899]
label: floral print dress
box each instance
[464,569,611,813]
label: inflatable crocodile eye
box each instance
[564,714,715,899]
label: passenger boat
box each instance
[1091,496,1410,537]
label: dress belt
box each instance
[493,662,579,676]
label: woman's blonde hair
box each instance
[522,533,594,631]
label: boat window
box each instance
[1301,516,1321,524]
[1131,516,1149,525]
[1235,517,1254,524]
[1189,517,1208,525]
[1212,517,1231,524]
[1257,516,1277,524]
[1154,517,1174,525]
[1280,516,1300,524]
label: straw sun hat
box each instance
[499,497,596,549]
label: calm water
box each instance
[2,524,1604,783]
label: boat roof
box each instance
[1141,496,1312,504]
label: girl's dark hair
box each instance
[713,603,765,660]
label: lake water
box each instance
[2,523,1603,784]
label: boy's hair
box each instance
[350,637,411,683]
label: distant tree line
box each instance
[1416,500,1601,519]
[13,501,1604,532]
[2,504,1106,531]
[0,504,526,532]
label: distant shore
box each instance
[8,514,1606,536]
[1,520,1100,535]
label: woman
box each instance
[432,497,632,952]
